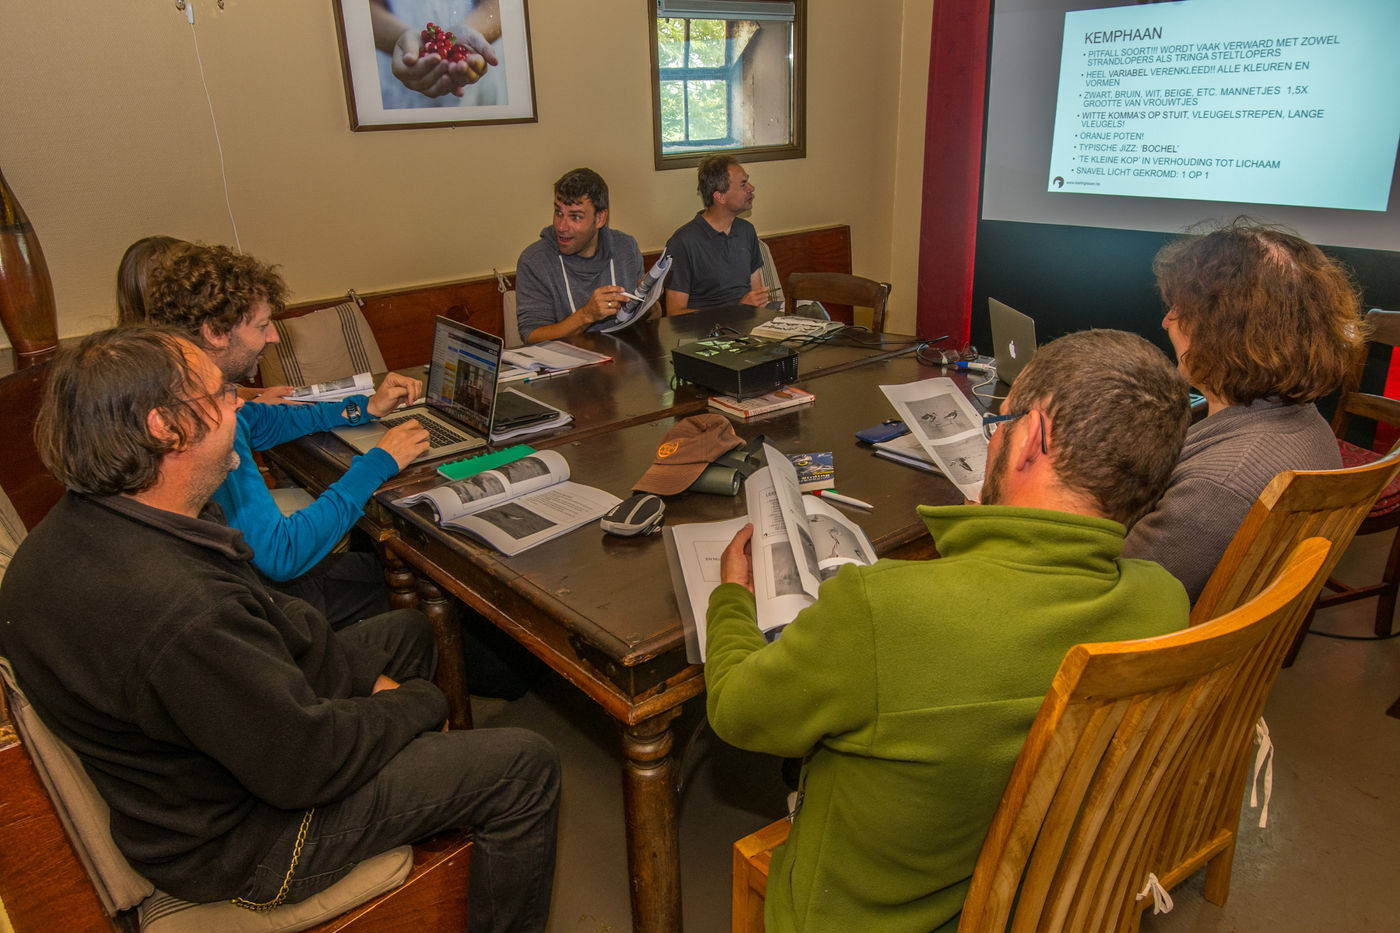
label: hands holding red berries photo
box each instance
[370,0,503,101]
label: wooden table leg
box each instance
[621,707,684,933]
[380,545,420,611]
[417,577,473,731]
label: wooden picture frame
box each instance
[332,0,537,131]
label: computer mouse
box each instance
[600,494,665,537]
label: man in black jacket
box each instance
[0,327,558,933]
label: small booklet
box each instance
[879,378,988,501]
[395,449,620,556]
[664,443,877,662]
[500,342,612,383]
[708,385,815,421]
[596,249,671,334]
[749,316,843,341]
[786,451,835,491]
[286,372,373,401]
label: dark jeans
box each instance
[242,610,561,933]
[270,550,390,630]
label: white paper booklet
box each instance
[749,316,843,341]
[395,450,619,556]
[879,378,988,501]
[286,372,374,401]
[597,249,671,334]
[664,442,877,662]
[500,342,612,382]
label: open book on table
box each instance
[664,443,877,662]
[879,377,988,501]
[394,449,620,556]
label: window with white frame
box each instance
[649,0,806,169]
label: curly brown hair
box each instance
[1005,329,1191,526]
[142,244,287,343]
[38,328,212,496]
[1155,219,1365,405]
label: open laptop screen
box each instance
[425,317,502,437]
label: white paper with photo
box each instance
[443,483,621,556]
[666,446,877,660]
[395,450,569,521]
[880,378,988,500]
[803,496,876,578]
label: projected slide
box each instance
[1046,0,1400,211]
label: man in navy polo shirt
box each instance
[664,155,772,313]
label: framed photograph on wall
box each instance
[332,0,537,130]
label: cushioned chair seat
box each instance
[1337,438,1400,516]
[0,656,413,932]
[139,847,413,933]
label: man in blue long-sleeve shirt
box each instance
[144,244,428,626]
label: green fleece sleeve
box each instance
[704,568,878,758]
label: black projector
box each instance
[671,336,798,398]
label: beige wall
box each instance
[0,0,932,348]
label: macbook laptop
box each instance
[988,298,1038,386]
[334,317,554,462]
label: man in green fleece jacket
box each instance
[705,329,1193,933]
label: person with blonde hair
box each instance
[1123,218,1366,600]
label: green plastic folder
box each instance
[436,445,536,481]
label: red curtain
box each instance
[915,0,991,343]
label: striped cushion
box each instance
[258,301,386,388]
[1337,438,1400,516]
[138,846,413,933]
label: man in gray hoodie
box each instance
[514,168,644,344]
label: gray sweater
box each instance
[514,226,642,341]
[1123,399,1340,603]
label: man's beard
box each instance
[979,431,1012,505]
[188,449,240,513]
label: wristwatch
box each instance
[342,400,364,424]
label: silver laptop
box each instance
[334,317,550,462]
[988,298,1038,386]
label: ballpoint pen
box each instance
[812,489,874,510]
[522,369,568,384]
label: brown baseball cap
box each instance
[634,414,745,495]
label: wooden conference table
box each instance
[266,307,976,933]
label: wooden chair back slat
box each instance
[785,272,891,333]
[1191,446,1400,628]
[958,538,1328,933]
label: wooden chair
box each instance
[0,362,64,531]
[732,539,1329,933]
[1311,309,1400,637]
[0,656,472,933]
[1191,441,1400,666]
[785,272,891,333]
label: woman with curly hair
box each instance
[1123,219,1366,601]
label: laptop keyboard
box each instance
[379,413,468,449]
